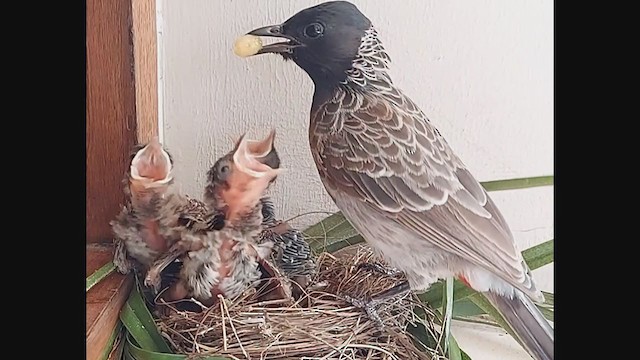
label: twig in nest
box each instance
[220,294,249,359]
[220,297,227,351]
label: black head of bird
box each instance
[204,130,282,225]
[247,1,373,91]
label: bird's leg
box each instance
[145,239,204,292]
[357,261,403,277]
[145,247,183,292]
[343,280,412,329]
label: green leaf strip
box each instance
[87,261,116,292]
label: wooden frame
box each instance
[86,0,137,245]
[132,0,159,144]
[86,0,159,244]
[86,0,159,358]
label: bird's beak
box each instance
[244,128,276,160]
[223,130,282,223]
[233,130,281,181]
[130,136,173,188]
[247,25,301,55]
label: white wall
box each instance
[157,1,553,359]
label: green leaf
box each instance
[452,299,486,318]
[303,211,365,253]
[121,303,161,352]
[536,291,555,322]
[313,234,365,254]
[120,286,172,353]
[86,261,116,292]
[420,281,472,313]
[537,306,554,322]
[441,277,454,352]
[125,334,230,360]
[406,313,470,359]
[303,211,350,239]
[124,346,137,360]
[406,322,438,353]
[453,293,554,323]
[522,239,554,270]
[480,176,553,192]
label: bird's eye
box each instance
[212,160,231,182]
[219,165,229,177]
[304,23,324,38]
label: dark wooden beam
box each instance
[86,0,138,244]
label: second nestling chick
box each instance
[145,130,283,307]
[111,137,209,291]
[259,199,317,301]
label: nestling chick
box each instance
[111,137,209,289]
[147,130,283,306]
[259,198,316,300]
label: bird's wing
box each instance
[311,88,541,300]
[177,196,211,230]
[259,196,277,226]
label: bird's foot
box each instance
[357,262,403,277]
[342,281,412,330]
[144,239,198,292]
[343,294,386,330]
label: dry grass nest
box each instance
[153,245,449,360]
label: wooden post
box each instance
[132,0,159,144]
[86,0,138,244]
[86,0,159,358]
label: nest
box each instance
[153,245,448,360]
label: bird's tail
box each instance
[483,291,554,360]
